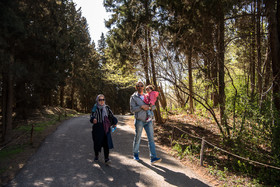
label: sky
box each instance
[73,0,111,45]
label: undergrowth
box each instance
[164,104,280,186]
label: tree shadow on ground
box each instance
[138,159,209,187]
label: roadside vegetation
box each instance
[0,107,80,184]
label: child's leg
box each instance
[150,105,155,117]
[150,110,154,117]
[147,110,151,116]
[146,110,152,122]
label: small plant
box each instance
[207,165,218,175]
[172,142,183,155]
[216,167,228,181]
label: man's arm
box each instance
[130,96,150,112]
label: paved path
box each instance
[7,115,211,187]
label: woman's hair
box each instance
[146,85,154,91]
[96,94,105,102]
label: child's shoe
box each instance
[146,116,152,122]
[105,158,111,164]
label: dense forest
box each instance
[0,0,136,143]
[1,0,280,185]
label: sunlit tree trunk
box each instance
[139,42,150,85]
[217,7,229,138]
[257,0,262,100]
[145,0,162,123]
[250,1,256,100]
[148,33,163,123]
[144,29,150,86]
[158,84,167,110]
[212,26,219,107]
[187,46,194,114]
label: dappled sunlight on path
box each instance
[7,115,210,187]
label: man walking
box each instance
[130,81,161,164]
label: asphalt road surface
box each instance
[6,115,211,187]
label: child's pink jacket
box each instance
[143,91,159,105]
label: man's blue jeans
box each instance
[133,119,157,159]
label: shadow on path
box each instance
[138,160,209,187]
[6,115,210,187]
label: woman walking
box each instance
[90,94,117,163]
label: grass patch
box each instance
[16,122,53,133]
[16,114,64,133]
[0,145,24,160]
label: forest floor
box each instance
[120,113,260,187]
[0,108,260,186]
[151,114,256,187]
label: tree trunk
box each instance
[71,84,75,109]
[158,84,167,110]
[144,29,150,85]
[250,1,256,100]
[211,26,219,107]
[203,16,214,103]
[60,85,65,107]
[265,0,280,155]
[148,27,163,123]
[257,0,262,101]
[187,46,194,114]
[217,8,229,138]
[15,81,27,121]
[2,54,14,143]
[263,43,271,95]
[138,43,150,85]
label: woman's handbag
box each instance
[103,116,111,134]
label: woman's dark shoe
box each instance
[105,158,110,164]
[94,156,98,162]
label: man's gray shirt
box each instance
[130,92,156,122]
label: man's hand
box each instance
[93,119,97,124]
[141,104,149,111]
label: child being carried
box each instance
[143,85,159,122]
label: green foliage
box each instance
[207,165,229,181]
[160,107,169,119]
[172,143,183,155]
[172,134,201,160]
[17,120,55,133]
[0,145,24,160]
[16,112,73,133]
[170,106,188,114]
